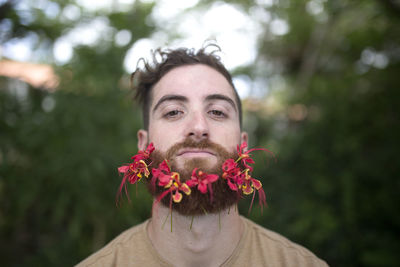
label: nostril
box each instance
[187,131,208,140]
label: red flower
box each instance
[187,168,218,193]
[116,143,154,204]
[117,160,149,184]
[152,161,191,203]
[133,143,155,161]
[241,169,262,195]
[116,141,272,213]
[222,141,273,212]
[237,142,274,171]
[151,160,172,189]
[170,173,191,203]
[241,169,267,212]
[222,158,238,174]
[186,168,218,203]
[221,159,243,191]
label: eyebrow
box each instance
[152,93,237,114]
[205,94,237,112]
[152,94,188,114]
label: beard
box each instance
[146,138,241,216]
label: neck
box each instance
[147,201,243,267]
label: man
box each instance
[76,45,328,266]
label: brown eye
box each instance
[164,110,183,118]
[209,110,226,118]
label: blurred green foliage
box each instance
[1,0,399,266]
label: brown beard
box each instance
[146,138,241,216]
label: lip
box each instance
[177,149,216,157]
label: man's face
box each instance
[137,64,247,215]
[138,64,247,168]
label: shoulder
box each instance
[239,217,329,266]
[75,220,152,267]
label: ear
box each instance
[137,129,148,151]
[240,131,248,145]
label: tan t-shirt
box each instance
[76,217,328,267]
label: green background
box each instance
[1,0,399,266]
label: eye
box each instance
[164,109,183,118]
[208,109,226,118]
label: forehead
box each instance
[150,64,236,107]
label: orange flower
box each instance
[223,142,272,213]
[187,168,218,194]
[240,169,266,213]
[116,141,272,214]
[187,168,219,203]
[221,159,242,191]
[237,142,274,171]
[154,166,191,204]
[116,143,154,205]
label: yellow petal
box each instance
[144,167,150,178]
[244,169,251,180]
[164,179,173,188]
[181,183,191,195]
[173,191,183,203]
[242,184,254,195]
[172,172,180,182]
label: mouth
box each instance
[177,149,216,158]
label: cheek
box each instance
[212,124,242,150]
[148,124,179,152]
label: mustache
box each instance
[164,138,231,160]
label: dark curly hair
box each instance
[131,44,242,130]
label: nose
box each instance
[186,112,209,141]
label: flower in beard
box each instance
[116,143,154,204]
[147,138,240,216]
[151,160,171,190]
[222,142,272,213]
[241,169,263,195]
[152,160,191,204]
[186,168,219,202]
[237,141,274,171]
[221,159,243,191]
[241,168,267,212]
